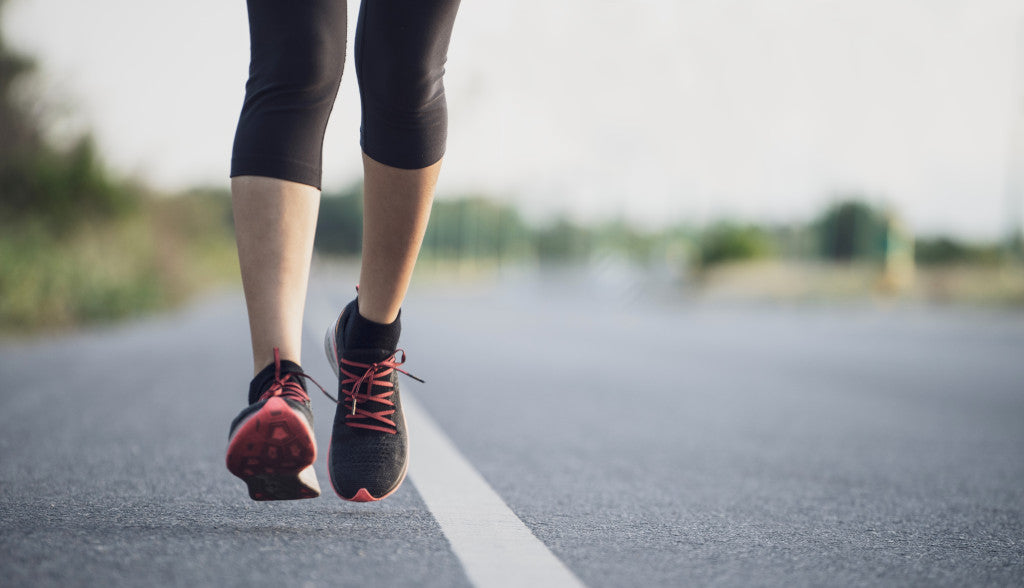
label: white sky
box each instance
[5,0,1024,239]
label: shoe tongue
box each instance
[248,359,308,404]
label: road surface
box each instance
[2,265,1022,587]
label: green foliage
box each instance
[314,184,363,255]
[0,193,237,331]
[0,216,160,328]
[698,222,774,266]
[0,137,138,232]
[768,224,818,260]
[534,218,593,262]
[915,236,1002,266]
[415,196,530,260]
[312,191,536,262]
[815,199,889,262]
[0,7,237,331]
[591,219,662,263]
[0,0,43,161]
[434,196,529,260]
[0,0,137,233]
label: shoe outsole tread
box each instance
[226,396,320,501]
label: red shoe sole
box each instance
[226,397,320,501]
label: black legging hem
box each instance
[361,144,447,172]
[231,148,448,190]
[230,155,324,191]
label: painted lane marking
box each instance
[402,391,586,588]
[304,295,584,588]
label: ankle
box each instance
[252,349,301,377]
[356,297,401,324]
[248,357,306,404]
[342,298,401,351]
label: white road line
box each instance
[305,296,584,588]
[402,391,586,588]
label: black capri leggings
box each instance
[230,0,461,189]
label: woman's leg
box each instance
[356,155,441,324]
[232,176,321,373]
[325,0,460,503]
[230,0,347,372]
[225,0,345,501]
[352,0,461,322]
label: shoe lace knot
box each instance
[332,349,423,435]
[258,347,328,404]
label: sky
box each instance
[5,0,1024,239]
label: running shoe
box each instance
[324,304,422,502]
[226,348,324,501]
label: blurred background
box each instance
[2,0,1023,331]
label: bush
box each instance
[421,196,532,261]
[534,217,593,262]
[698,223,774,267]
[314,185,363,255]
[815,199,889,262]
[0,193,237,331]
[0,137,137,233]
[915,236,1002,266]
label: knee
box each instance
[357,49,446,116]
[354,1,455,118]
[251,31,345,105]
[352,0,459,168]
[356,36,450,168]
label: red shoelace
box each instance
[258,348,328,403]
[333,350,423,434]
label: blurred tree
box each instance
[420,196,531,261]
[915,236,1002,266]
[0,0,134,232]
[0,0,41,161]
[698,222,774,266]
[768,224,817,260]
[815,199,888,262]
[1,136,134,230]
[314,184,363,255]
[535,217,592,262]
[592,219,660,263]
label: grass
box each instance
[694,260,1024,306]
[0,192,238,333]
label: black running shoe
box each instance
[226,348,324,501]
[324,304,422,502]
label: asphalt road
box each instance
[2,265,1023,587]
